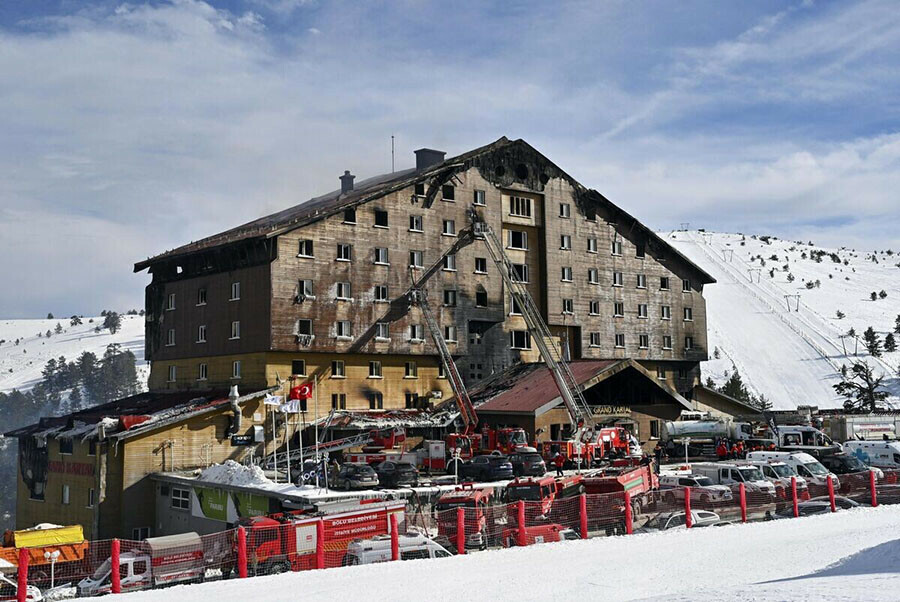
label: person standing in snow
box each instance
[553,451,567,476]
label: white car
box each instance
[345,533,452,565]
[658,474,733,504]
[637,510,721,532]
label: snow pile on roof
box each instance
[199,460,272,488]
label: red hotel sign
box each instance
[48,460,94,477]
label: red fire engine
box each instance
[433,484,497,550]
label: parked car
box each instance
[636,510,720,532]
[374,461,419,488]
[333,463,379,490]
[459,455,514,481]
[776,500,834,518]
[746,451,840,492]
[809,495,860,510]
[820,452,884,479]
[509,451,546,477]
[344,533,452,564]
[658,474,733,504]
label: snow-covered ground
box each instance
[0,314,148,394]
[79,504,900,602]
[667,231,900,410]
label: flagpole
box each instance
[314,375,320,489]
[285,379,292,485]
[271,405,278,483]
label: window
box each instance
[442,219,456,236]
[639,334,649,349]
[510,263,529,283]
[298,239,314,257]
[682,279,691,292]
[298,279,314,299]
[562,299,574,314]
[509,195,532,217]
[167,328,175,346]
[510,330,531,350]
[587,237,597,253]
[656,366,666,380]
[638,304,648,318]
[62,484,70,505]
[650,420,661,438]
[589,332,601,347]
[678,368,688,379]
[661,305,671,320]
[296,319,313,336]
[559,203,571,218]
[374,285,389,302]
[560,234,571,250]
[405,361,417,378]
[405,393,419,409]
[166,293,176,311]
[59,438,73,455]
[335,320,352,338]
[684,336,694,350]
[475,257,488,273]
[589,300,600,315]
[374,209,389,228]
[507,230,528,250]
[561,266,573,282]
[663,335,673,350]
[343,208,356,224]
[414,182,425,196]
[230,282,240,300]
[637,274,647,288]
[336,282,352,300]
[442,184,455,201]
[442,254,457,271]
[510,296,523,315]
[615,334,625,348]
[683,307,694,321]
[132,527,150,541]
[88,439,96,456]
[438,364,446,378]
[230,321,240,339]
[172,488,190,510]
[409,250,424,268]
[409,215,424,232]
[443,289,457,307]
[374,247,389,264]
[167,365,176,383]
[232,360,241,379]
[291,360,306,377]
[636,243,646,258]
[331,360,345,377]
[444,325,458,342]
[474,189,486,206]
[331,393,347,410]
[612,240,623,256]
[475,287,488,307]
[337,243,352,261]
[588,268,599,284]
[375,322,390,340]
[369,361,382,378]
[612,271,624,286]
[88,488,95,507]
[409,324,424,341]
[660,277,670,290]
[197,288,207,305]
[614,302,624,317]
[369,392,384,409]
[198,363,208,381]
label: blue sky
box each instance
[1,0,898,318]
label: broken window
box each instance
[374,209,389,228]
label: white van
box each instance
[741,460,809,499]
[690,462,777,497]
[844,440,900,469]
[344,533,452,565]
[746,451,839,490]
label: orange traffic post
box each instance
[316,519,325,569]
[580,494,589,539]
[870,470,878,507]
[111,539,121,594]
[623,491,633,535]
[237,526,248,578]
[390,514,399,561]
[739,483,747,523]
[16,547,28,602]
[517,501,527,547]
[456,507,466,555]
[827,475,836,513]
[791,476,799,518]
[684,486,692,528]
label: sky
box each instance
[0,0,898,318]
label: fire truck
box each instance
[583,461,658,497]
[433,484,498,550]
[538,427,631,468]
[233,499,405,574]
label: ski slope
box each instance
[0,315,148,394]
[88,505,900,602]
[668,231,899,410]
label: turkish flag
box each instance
[290,382,314,400]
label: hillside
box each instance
[668,231,900,410]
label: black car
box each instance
[509,451,546,477]
[333,463,380,490]
[374,461,419,488]
[460,455,514,482]
[818,453,872,475]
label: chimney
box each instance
[414,148,446,171]
[340,170,355,193]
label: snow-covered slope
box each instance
[667,231,899,410]
[0,314,148,394]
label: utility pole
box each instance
[391,135,395,173]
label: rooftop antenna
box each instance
[391,135,395,173]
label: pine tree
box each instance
[720,369,751,403]
[70,315,82,327]
[68,385,82,407]
[885,333,897,353]
[752,394,773,412]
[103,311,122,335]
[45,329,51,338]
[863,326,882,357]
[870,291,878,301]
[54,322,63,334]
[834,361,889,413]
[46,313,54,319]
[894,314,900,335]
